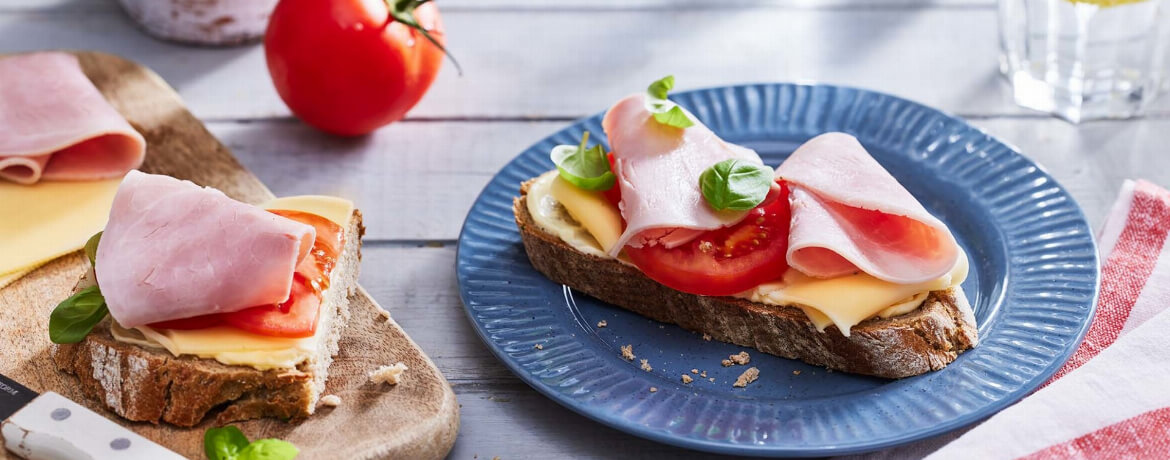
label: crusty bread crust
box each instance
[51,210,365,427]
[514,180,977,379]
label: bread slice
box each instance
[50,210,364,427]
[514,180,978,379]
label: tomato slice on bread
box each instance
[223,274,322,338]
[147,209,344,338]
[624,182,792,296]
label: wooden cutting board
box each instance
[0,51,459,459]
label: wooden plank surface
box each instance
[209,117,1170,241]
[10,2,1168,122]
[0,52,457,460]
[3,1,1162,458]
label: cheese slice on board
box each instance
[0,178,121,283]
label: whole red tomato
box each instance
[264,0,451,136]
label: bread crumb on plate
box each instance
[700,371,707,378]
[681,374,693,384]
[734,367,759,388]
[730,351,751,365]
[721,359,732,367]
[597,320,607,328]
[534,343,543,350]
[621,344,635,361]
[690,368,699,374]
[319,394,342,407]
[640,359,652,372]
[793,370,802,376]
[369,362,408,386]
[649,387,658,393]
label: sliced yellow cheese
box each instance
[746,250,969,336]
[263,195,354,226]
[549,175,623,254]
[525,171,607,257]
[0,265,38,290]
[0,179,121,283]
[126,325,315,371]
[111,195,354,370]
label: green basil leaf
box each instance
[550,131,616,191]
[237,439,299,460]
[647,75,675,100]
[644,75,694,129]
[699,159,773,211]
[84,231,102,267]
[651,106,695,129]
[205,426,250,460]
[48,285,108,344]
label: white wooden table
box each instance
[4,0,1166,458]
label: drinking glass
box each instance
[999,0,1170,122]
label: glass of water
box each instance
[999,0,1170,122]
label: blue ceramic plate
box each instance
[456,84,1099,456]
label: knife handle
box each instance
[2,392,184,460]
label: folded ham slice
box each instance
[603,93,765,257]
[0,52,145,185]
[776,132,958,284]
[96,171,315,327]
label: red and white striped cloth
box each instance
[846,179,1170,460]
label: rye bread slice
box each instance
[51,210,364,427]
[514,179,978,379]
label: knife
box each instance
[0,373,183,460]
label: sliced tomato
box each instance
[623,182,792,296]
[602,152,622,208]
[223,274,322,338]
[148,314,223,330]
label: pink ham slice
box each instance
[0,52,145,185]
[603,93,765,257]
[776,132,958,284]
[96,171,316,327]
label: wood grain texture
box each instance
[208,116,1170,241]
[13,4,1169,121]
[0,52,457,460]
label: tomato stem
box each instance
[385,0,462,76]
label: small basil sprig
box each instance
[699,159,774,211]
[84,231,102,265]
[49,231,109,344]
[205,426,299,460]
[48,286,108,344]
[645,75,694,129]
[550,131,616,191]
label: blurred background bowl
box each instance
[117,0,278,46]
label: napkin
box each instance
[845,179,1170,460]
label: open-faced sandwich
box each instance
[514,77,977,378]
[49,170,364,426]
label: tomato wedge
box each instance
[223,274,322,338]
[602,152,622,208]
[623,182,792,296]
[148,314,223,331]
[147,209,344,338]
